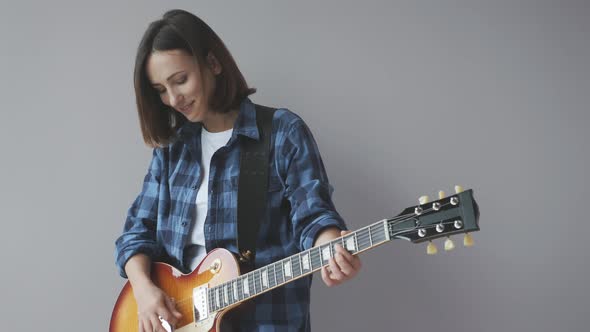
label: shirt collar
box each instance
[231,97,260,141]
[177,96,260,143]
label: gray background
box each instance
[1,0,588,331]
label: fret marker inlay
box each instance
[322,246,331,262]
[346,236,356,251]
[262,269,268,287]
[243,278,250,295]
[302,253,310,270]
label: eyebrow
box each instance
[150,71,185,87]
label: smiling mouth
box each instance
[178,101,194,112]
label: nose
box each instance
[168,90,184,108]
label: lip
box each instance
[178,101,194,113]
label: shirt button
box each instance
[181,221,188,227]
[191,185,198,190]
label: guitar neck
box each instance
[207,219,394,313]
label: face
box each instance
[146,49,221,123]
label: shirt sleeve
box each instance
[281,119,347,251]
[114,148,164,278]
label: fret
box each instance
[292,254,302,277]
[371,223,386,243]
[310,247,321,270]
[283,259,292,280]
[223,284,229,305]
[301,251,310,271]
[243,275,250,296]
[225,282,235,304]
[321,244,331,263]
[368,226,373,247]
[208,289,213,312]
[237,277,244,301]
[233,280,239,302]
[275,261,285,285]
[353,232,359,252]
[228,282,234,304]
[345,234,356,252]
[269,264,279,287]
[269,263,277,288]
[249,273,255,295]
[262,268,269,288]
[357,228,370,251]
[215,287,221,309]
[253,270,261,295]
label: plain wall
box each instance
[1,0,588,331]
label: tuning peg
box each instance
[463,233,474,247]
[438,191,446,199]
[427,241,438,255]
[419,195,430,205]
[454,185,464,194]
[444,237,455,251]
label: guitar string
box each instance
[166,202,453,313]
[169,213,416,311]
[170,206,439,312]
[171,212,418,310]
[171,225,420,314]
[169,223,409,311]
[173,202,451,313]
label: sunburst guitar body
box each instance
[110,249,240,331]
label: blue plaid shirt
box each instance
[115,97,347,331]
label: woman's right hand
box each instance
[133,281,182,332]
[124,254,182,332]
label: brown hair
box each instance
[134,9,256,147]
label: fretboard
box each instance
[207,219,392,313]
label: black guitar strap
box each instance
[236,103,276,269]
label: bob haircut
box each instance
[134,9,256,147]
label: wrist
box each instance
[313,226,342,247]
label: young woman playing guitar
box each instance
[114,9,361,332]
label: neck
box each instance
[202,109,239,133]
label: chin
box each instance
[182,111,203,123]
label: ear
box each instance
[206,52,222,75]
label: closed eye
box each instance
[154,76,187,95]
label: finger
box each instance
[138,318,145,332]
[169,298,182,318]
[321,266,335,287]
[142,318,155,332]
[165,297,182,323]
[334,244,355,262]
[334,250,355,276]
[340,230,351,236]
[150,315,164,332]
[336,243,362,271]
[328,257,345,280]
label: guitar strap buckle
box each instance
[239,250,253,263]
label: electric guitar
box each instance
[110,186,480,331]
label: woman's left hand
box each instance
[317,230,362,287]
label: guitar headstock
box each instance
[388,185,480,254]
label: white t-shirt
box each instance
[185,126,233,271]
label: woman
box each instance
[115,9,361,332]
